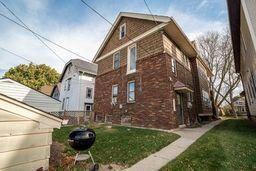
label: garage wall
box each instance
[0,109,53,170]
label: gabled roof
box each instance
[59,59,98,82]
[0,93,62,128]
[50,83,61,97]
[40,85,54,96]
[92,12,213,76]
[93,12,171,62]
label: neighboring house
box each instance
[0,78,61,112]
[51,83,61,100]
[40,85,54,96]
[0,93,62,170]
[227,0,256,116]
[233,96,246,114]
[59,59,98,112]
[93,12,213,129]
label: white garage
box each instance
[0,93,62,171]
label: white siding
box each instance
[0,95,61,171]
[59,65,96,111]
[0,79,61,112]
[240,1,256,115]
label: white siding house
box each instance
[59,59,98,112]
[0,93,62,170]
[0,78,61,112]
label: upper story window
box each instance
[127,44,137,74]
[62,98,65,110]
[86,87,93,99]
[65,78,71,91]
[171,58,177,75]
[65,97,70,110]
[113,52,120,70]
[119,23,126,39]
[112,85,118,103]
[127,81,135,103]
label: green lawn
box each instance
[52,124,179,166]
[161,119,256,171]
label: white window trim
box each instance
[85,104,92,111]
[127,44,137,74]
[65,97,69,110]
[171,58,177,75]
[127,80,135,103]
[112,84,118,103]
[86,87,93,99]
[119,23,126,39]
[113,51,120,70]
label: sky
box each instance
[0,0,229,76]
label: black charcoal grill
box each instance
[68,127,98,170]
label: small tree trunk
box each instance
[210,89,218,119]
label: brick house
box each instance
[93,12,213,129]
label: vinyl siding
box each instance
[0,109,53,170]
[0,80,61,112]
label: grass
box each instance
[161,119,256,171]
[52,124,179,166]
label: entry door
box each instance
[176,93,184,125]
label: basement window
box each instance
[119,23,126,39]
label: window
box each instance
[171,58,177,75]
[85,104,92,111]
[127,81,135,102]
[86,87,93,99]
[65,97,69,110]
[119,23,126,39]
[112,85,118,103]
[67,78,71,91]
[62,98,65,110]
[202,90,211,107]
[173,99,176,111]
[113,52,120,69]
[188,92,193,102]
[127,44,137,74]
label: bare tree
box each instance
[197,29,240,118]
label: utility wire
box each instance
[0,1,66,63]
[0,13,91,62]
[143,0,158,25]
[0,46,33,63]
[80,0,153,57]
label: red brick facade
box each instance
[93,15,212,129]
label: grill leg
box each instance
[74,151,80,165]
[88,150,95,165]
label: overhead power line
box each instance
[0,46,33,63]
[143,0,158,25]
[0,13,92,62]
[80,0,153,57]
[0,0,66,64]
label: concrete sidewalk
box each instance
[126,119,223,171]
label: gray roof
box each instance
[59,59,98,82]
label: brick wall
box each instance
[94,53,178,129]
[97,31,164,75]
[165,53,197,125]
